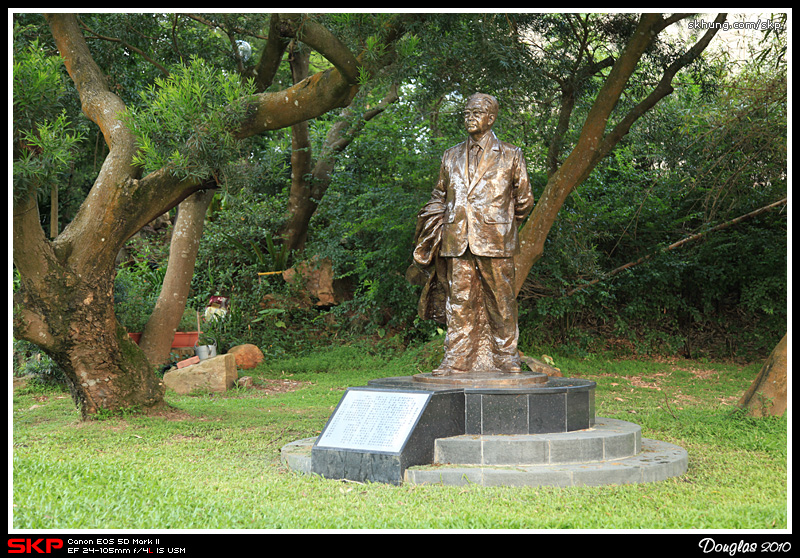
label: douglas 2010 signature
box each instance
[699,538,791,555]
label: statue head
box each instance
[464,93,498,138]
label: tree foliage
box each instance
[516,30,787,358]
[12,25,85,206]
[123,56,257,182]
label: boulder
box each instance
[282,257,337,307]
[228,344,264,370]
[163,353,237,394]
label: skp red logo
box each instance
[8,539,64,554]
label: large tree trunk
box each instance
[138,189,217,366]
[738,335,788,418]
[13,189,165,418]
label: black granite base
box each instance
[464,380,596,434]
[311,387,463,485]
[310,375,597,485]
[368,375,596,435]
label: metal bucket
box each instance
[194,337,217,360]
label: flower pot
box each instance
[171,332,200,348]
[127,332,200,347]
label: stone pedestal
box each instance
[464,383,593,434]
[282,371,687,487]
[371,373,595,435]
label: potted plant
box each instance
[122,307,202,347]
[115,297,151,344]
[114,262,156,342]
[114,261,205,347]
[170,308,202,348]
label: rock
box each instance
[519,351,563,377]
[237,376,254,389]
[282,257,337,307]
[163,353,237,394]
[228,344,264,370]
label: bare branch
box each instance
[565,197,786,296]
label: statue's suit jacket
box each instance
[433,131,534,258]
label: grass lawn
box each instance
[10,341,788,531]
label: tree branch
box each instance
[46,14,211,270]
[593,13,728,168]
[253,14,291,92]
[324,83,400,154]
[77,16,170,76]
[546,55,615,176]
[279,14,361,86]
[236,14,411,138]
[282,83,400,253]
[45,14,134,153]
[515,13,727,295]
[44,13,147,273]
[515,14,666,293]
[12,189,57,293]
[43,12,411,271]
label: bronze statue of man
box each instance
[413,93,534,376]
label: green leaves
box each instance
[12,32,68,131]
[122,56,256,182]
[220,230,289,273]
[252,308,286,329]
[12,32,84,203]
[14,114,85,204]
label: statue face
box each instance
[463,99,496,137]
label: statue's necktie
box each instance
[469,144,481,180]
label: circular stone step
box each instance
[404,437,688,487]
[434,417,642,466]
[279,418,688,488]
